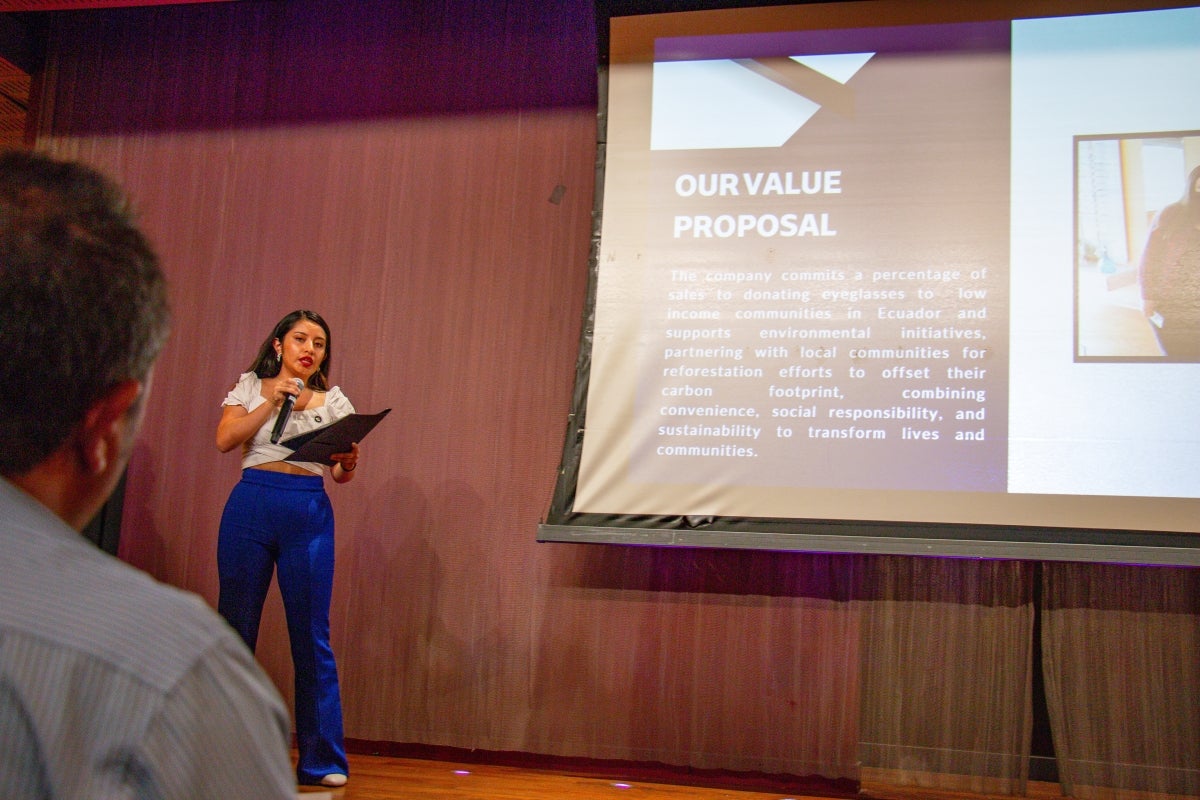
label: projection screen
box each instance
[539,0,1200,565]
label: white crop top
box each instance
[221,372,356,476]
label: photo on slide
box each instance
[1074,131,1200,362]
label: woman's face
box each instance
[274,319,327,382]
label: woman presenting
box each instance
[215,309,359,788]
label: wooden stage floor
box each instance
[294,753,1079,800]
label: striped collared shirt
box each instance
[0,477,297,799]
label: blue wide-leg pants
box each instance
[217,468,348,784]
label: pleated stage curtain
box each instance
[1042,562,1200,798]
[857,556,1035,796]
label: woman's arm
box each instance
[330,442,360,484]
[1139,204,1178,315]
[215,377,298,452]
[215,402,273,452]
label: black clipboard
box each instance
[282,409,390,465]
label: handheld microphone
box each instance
[270,378,305,444]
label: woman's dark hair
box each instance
[248,309,332,391]
[1186,163,1200,208]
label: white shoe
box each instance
[319,773,347,787]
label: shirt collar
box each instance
[0,475,79,545]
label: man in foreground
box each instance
[0,148,297,799]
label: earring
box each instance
[276,352,281,363]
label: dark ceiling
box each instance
[0,0,233,9]
[0,1,233,147]
[0,0,800,148]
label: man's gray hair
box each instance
[0,149,170,475]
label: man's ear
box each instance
[77,380,144,476]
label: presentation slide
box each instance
[569,0,1200,536]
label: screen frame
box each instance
[539,0,1200,567]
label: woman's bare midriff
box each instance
[250,461,318,477]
